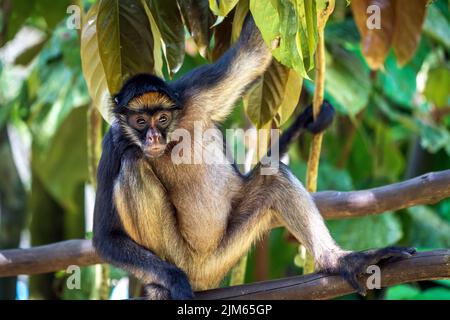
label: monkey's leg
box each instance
[214,163,415,295]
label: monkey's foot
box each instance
[333,247,416,295]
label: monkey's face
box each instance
[127,110,174,158]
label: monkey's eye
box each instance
[159,114,169,124]
[136,118,146,126]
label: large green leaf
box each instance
[231,0,249,43]
[1,0,71,47]
[81,0,162,121]
[423,4,450,50]
[244,60,302,128]
[80,2,111,121]
[250,0,318,78]
[324,45,371,115]
[1,0,35,46]
[386,284,450,300]
[377,53,418,108]
[146,0,185,75]
[178,0,214,57]
[33,106,89,213]
[209,0,239,17]
[96,0,158,94]
[424,65,450,107]
[406,206,450,248]
[327,213,403,251]
[28,27,89,146]
[34,0,72,30]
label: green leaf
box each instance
[33,106,88,213]
[146,0,185,75]
[406,206,450,248]
[34,0,72,30]
[424,66,450,107]
[423,4,450,50]
[250,0,318,78]
[385,284,421,300]
[327,213,403,251]
[373,121,405,181]
[231,0,249,43]
[324,46,371,115]
[244,60,302,128]
[80,2,111,121]
[418,121,450,154]
[178,0,214,57]
[377,53,418,108]
[386,285,450,300]
[96,0,158,94]
[1,0,35,46]
[209,0,239,17]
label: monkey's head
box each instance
[113,74,181,158]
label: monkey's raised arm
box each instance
[92,130,194,299]
[173,16,272,123]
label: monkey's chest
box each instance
[113,159,178,259]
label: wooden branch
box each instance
[196,250,450,300]
[0,246,449,300]
[0,240,101,277]
[314,170,450,219]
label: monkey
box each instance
[92,16,415,300]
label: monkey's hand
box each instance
[325,246,416,296]
[303,100,335,134]
[144,267,194,300]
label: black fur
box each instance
[272,100,335,157]
[113,74,180,112]
[92,129,193,300]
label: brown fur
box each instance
[128,92,174,110]
[111,17,344,293]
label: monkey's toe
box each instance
[337,247,416,295]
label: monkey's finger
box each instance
[342,271,367,296]
[374,247,416,262]
[377,247,416,264]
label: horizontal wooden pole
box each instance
[0,240,101,277]
[196,250,450,299]
[314,169,450,219]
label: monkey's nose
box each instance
[147,128,162,143]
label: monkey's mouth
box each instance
[144,145,166,158]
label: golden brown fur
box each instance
[128,92,174,110]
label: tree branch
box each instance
[314,170,450,219]
[0,240,101,277]
[1,244,447,299]
[196,250,450,299]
